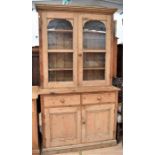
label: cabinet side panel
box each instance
[105,15,113,85]
[32,99,39,149]
[39,12,48,88]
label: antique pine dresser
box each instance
[35,4,119,155]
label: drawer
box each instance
[42,94,80,107]
[82,92,116,105]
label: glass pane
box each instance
[83,70,105,80]
[48,53,73,69]
[83,53,105,68]
[83,20,106,49]
[47,19,73,49]
[48,31,73,49]
[49,70,73,82]
[83,53,105,81]
[48,19,72,30]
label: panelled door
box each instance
[43,106,81,147]
[40,12,78,88]
[78,14,112,86]
[82,104,115,143]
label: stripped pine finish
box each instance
[32,4,119,155]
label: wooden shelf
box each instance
[84,30,106,34]
[83,67,105,70]
[48,29,73,32]
[83,49,106,53]
[48,49,74,53]
[48,68,73,71]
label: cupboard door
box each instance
[82,104,115,143]
[78,14,112,86]
[40,12,78,88]
[43,107,81,147]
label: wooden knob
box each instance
[78,53,82,57]
[60,98,65,103]
[82,117,86,124]
[97,96,102,101]
[82,120,86,124]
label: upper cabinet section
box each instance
[37,5,116,89]
[39,12,77,88]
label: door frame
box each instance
[40,12,78,88]
[78,14,112,86]
[82,104,115,143]
[43,106,81,147]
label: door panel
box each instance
[41,12,78,88]
[82,104,115,143]
[44,106,81,147]
[78,14,112,86]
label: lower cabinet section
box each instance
[41,91,118,153]
[82,104,115,143]
[43,106,81,147]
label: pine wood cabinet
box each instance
[36,4,119,155]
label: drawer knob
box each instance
[82,120,86,124]
[60,98,65,103]
[78,53,82,57]
[82,121,86,124]
[97,96,102,101]
[82,117,86,125]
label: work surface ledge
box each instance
[32,86,120,99]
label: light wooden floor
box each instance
[52,143,123,155]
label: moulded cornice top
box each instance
[36,4,117,15]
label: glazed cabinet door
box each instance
[78,14,112,86]
[82,104,115,143]
[43,106,81,147]
[40,12,78,88]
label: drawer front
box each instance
[43,94,80,107]
[82,92,116,105]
